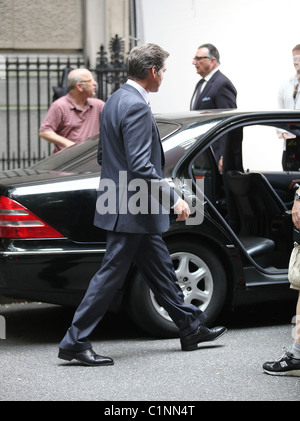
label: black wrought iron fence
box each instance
[95,35,128,101]
[0,35,129,170]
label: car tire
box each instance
[126,239,227,338]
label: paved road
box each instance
[0,300,299,402]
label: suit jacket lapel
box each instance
[191,79,205,109]
[151,113,165,167]
[193,70,220,109]
[199,70,219,100]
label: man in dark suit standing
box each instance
[58,44,226,366]
[191,43,237,171]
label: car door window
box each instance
[242,125,283,172]
[191,148,224,209]
[239,123,299,208]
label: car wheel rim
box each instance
[150,251,214,322]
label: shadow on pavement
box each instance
[0,296,297,346]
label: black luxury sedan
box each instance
[0,110,300,337]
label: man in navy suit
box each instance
[191,43,237,171]
[58,44,226,366]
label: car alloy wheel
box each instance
[126,240,227,338]
[149,250,214,323]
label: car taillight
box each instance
[0,196,64,239]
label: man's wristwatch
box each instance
[295,191,300,201]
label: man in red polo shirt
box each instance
[39,68,105,153]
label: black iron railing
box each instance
[0,35,129,170]
[95,35,128,101]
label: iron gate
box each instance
[1,35,128,170]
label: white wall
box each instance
[139,0,300,114]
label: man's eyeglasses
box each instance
[193,56,211,61]
[79,79,93,84]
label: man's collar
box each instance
[126,79,149,104]
[203,67,219,82]
[66,93,93,110]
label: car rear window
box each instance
[156,122,181,139]
[30,137,99,172]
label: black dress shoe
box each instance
[58,347,114,366]
[181,325,227,351]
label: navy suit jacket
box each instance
[191,70,237,160]
[94,84,179,234]
[191,69,237,111]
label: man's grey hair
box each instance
[198,43,220,65]
[128,43,169,81]
[68,72,82,90]
[68,69,91,90]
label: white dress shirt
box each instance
[278,75,300,110]
[278,75,300,149]
[126,79,150,105]
[191,67,220,109]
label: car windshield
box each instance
[162,120,222,177]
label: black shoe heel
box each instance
[182,343,198,352]
[58,349,73,361]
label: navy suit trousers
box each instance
[59,231,206,351]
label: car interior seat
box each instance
[225,170,287,237]
[222,128,292,267]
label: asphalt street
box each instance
[0,299,299,402]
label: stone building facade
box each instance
[0,0,139,170]
[0,0,134,65]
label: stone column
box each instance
[84,0,130,67]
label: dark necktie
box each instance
[192,78,205,110]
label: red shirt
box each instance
[39,93,105,153]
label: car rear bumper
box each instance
[0,240,106,306]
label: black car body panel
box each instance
[0,110,299,335]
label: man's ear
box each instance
[76,82,84,92]
[151,66,158,78]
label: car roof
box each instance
[155,109,300,124]
[3,109,300,188]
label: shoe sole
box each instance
[181,328,227,351]
[263,368,300,377]
[58,350,114,366]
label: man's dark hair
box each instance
[128,43,170,80]
[198,43,220,64]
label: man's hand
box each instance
[218,156,223,173]
[292,197,300,229]
[174,198,190,222]
[283,132,296,140]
